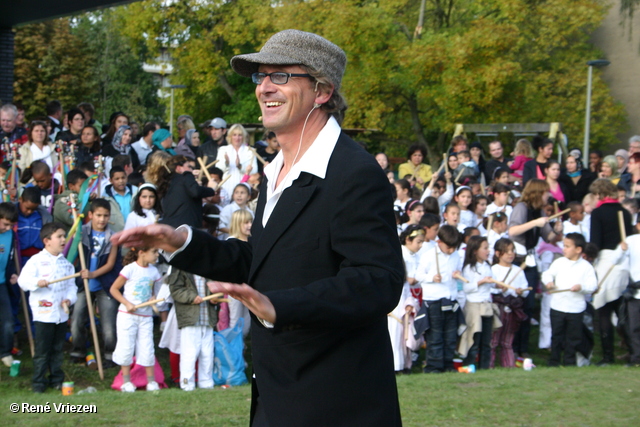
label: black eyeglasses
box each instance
[251,72,312,85]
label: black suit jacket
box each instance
[170,132,404,426]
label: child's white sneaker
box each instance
[146,381,160,391]
[121,381,136,392]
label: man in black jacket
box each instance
[113,30,404,427]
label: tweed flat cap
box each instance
[230,29,347,91]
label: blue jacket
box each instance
[75,223,122,295]
[15,203,53,251]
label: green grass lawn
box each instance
[1,317,638,426]
[2,365,639,426]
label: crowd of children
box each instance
[0,107,264,393]
[389,135,640,373]
[2,102,640,396]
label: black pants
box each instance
[424,300,458,373]
[549,309,583,366]
[464,316,493,369]
[597,298,622,363]
[33,321,67,391]
[627,299,640,364]
[513,266,538,355]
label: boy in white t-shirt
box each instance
[18,222,77,393]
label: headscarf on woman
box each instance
[112,125,132,155]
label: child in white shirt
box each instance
[458,235,498,369]
[541,233,597,366]
[111,246,163,392]
[218,183,254,240]
[18,223,77,393]
[562,201,588,241]
[415,225,462,373]
[490,238,529,368]
[486,183,513,222]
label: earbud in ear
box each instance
[314,103,321,109]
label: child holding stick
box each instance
[458,236,500,369]
[111,246,163,392]
[18,222,77,392]
[415,225,462,373]
[542,233,597,366]
[70,198,121,367]
[389,225,424,373]
[168,267,218,391]
[490,238,528,367]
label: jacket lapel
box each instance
[249,173,316,282]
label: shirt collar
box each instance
[43,248,63,260]
[263,116,341,189]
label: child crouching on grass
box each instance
[542,233,597,367]
[18,222,77,393]
[111,246,163,392]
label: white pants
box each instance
[112,312,155,367]
[228,296,250,337]
[538,292,552,350]
[180,325,214,390]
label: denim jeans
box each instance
[70,289,118,360]
[0,283,14,358]
[424,299,458,373]
[33,321,67,391]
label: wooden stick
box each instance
[553,201,559,216]
[217,174,231,190]
[134,293,227,309]
[249,147,267,165]
[13,239,35,357]
[632,183,637,199]
[9,146,16,192]
[480,182,486,196]
[62,301,69,314]
[47,272,81,285]
[548,288,573,294]
[197,157,213,182]
[202,156,208,166]
[134,298,165,309]
[75,209,104,380]
[58,150,65,191]
[443,153,449,173]
[507,262,528,286]
[548,208,571,221]
[594,263,617,295]
[453,272,469,283]
[435,251,440,276]
[206,159,219,169]
[201,292,224,302]
[455,167,465,184]
[618,210,626,243]
[487,214,494,234]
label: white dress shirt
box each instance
[462,262,495,303]
[541,257,597,313]
[416,246,460,301]
[262,117,341,227]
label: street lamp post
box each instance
[583,60,610,162]
[169,84,186,136]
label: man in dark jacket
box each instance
[113,30,404,427]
